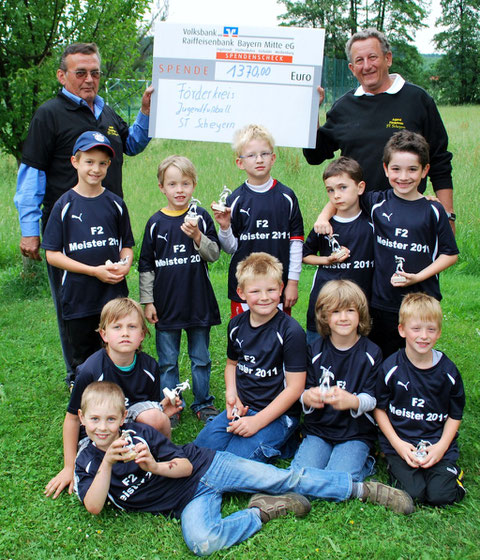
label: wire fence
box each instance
[103,57,356,125]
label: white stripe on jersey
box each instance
[229,195,241,216]
[114,200,123,215]
[149,222,156,239]
[229,325,239,341]
[366,351,375,366]
[144,368,155,383]
[312,352,322,365]
[281,192,294,216]
[370,199,386,228]
[447,373,456,385]
[61,201,71,221]
[384,364,398,384]
[99,373,104,381]
[276,332,284,345]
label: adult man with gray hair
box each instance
[14,42,153,382]
[303,28,455,222]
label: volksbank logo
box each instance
[224,26,238,37]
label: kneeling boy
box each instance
[74,382,414,556]
[374,293,466,506]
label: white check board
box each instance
[149,23,325,148]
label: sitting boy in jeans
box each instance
[74,382,415,556]
[194,252,306,462]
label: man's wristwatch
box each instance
[447,212,456,222]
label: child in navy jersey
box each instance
[303,157,374,346]
[139,155,221,425]
[314,130,458,357]
[74,382,414,556]
[42,131,134,375]
[212,124,304,317]
[195,252,306,463]
[291,280,381,481]
[44,297,181,500]
[374,293,465,506]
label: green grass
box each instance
[0,106,479,559]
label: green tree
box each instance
[0,0,167,162]
[277,0,350,58]
[433,0,480,104]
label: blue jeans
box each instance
[291,435,375,482]
[194,409,299,462]
[181,451,352,556]
[156,327,214,413]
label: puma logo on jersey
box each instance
[382,212,393,222]
[397,380,410,391]
[157,233,168,242]
[446,466,458,476]
[72,213,83,222]
[239,208,250,217]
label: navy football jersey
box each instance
[303,213,374,332]
[41,189,134,319]
[303,336,381,445]
[376,349,465,461]
[226,180,304,302]
[74,422,215,517]
[362,191,458,313]
[138,207,220,330]
[68,349,161,415]
[227,310,306,416]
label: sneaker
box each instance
[170,412,181,428]
[196,406,220,423]
[248,492,311,523]
[362,481,415,515]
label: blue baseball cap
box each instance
[73,131,115,158]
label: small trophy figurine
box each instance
[184,198,201,225]
[392,255,407,284]
[163,379,191,406]
[414,440,431,460]
[105,255,130,266]
[226,405,241,432]
[319,366,334,396]
[212,186,232,212]
[120,429,137,462]
[327,234,346,259]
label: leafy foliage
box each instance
[432,0,480,104]
[0,0,168,161]
[277,0,428,84]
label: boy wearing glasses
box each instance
[211,124,304,317]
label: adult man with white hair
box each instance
[304,29,455,222]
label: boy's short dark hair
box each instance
[81,381,126,415]
[97,297,149,351]
[315,279,371,337]
[323,156,364,184]
[383,130,430,168]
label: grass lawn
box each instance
[0,106,479,559]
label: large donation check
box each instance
[149,23,325,148]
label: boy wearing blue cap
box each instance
[42,131,134,380]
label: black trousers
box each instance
[386,454,465,506]
[64,313,102,375]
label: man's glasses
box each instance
[67,70,103,79]
[238,151,274,161]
